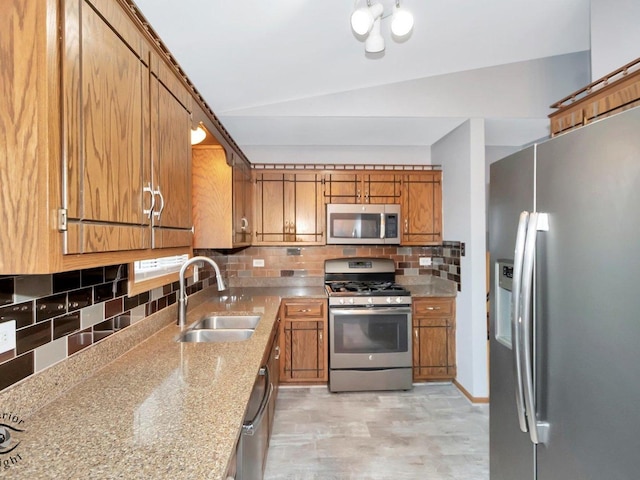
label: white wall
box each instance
[434,119,489,398]
[591,0,640,79]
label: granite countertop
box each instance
[11,286,325,480]
[7,281,453,479]
[399,275,458,297]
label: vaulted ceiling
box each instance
[134,0,592,163]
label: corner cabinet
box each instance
[412,297,456,381]
[279,299,328,383]
[1,0,193,274]
[254,171,324,245]
[401,172,442,245]
[192,146,252,249]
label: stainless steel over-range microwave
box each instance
[326,204,401,245]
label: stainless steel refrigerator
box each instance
[488,106,640,480]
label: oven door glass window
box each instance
[332,310,409,354]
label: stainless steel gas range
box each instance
[324,258,413,392]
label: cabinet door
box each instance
[363,173,402,204]
[323,173,361,204]
[63,0,150,253]
[254,172,324,244]
[254,172,287,243]
[286,172,324,244]
[279,299,328,383]
[412,297,456,380]
[150,63,192,248]
[233,153,252,246]
[281,320,326,382]
[402,172,442,245]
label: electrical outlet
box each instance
[419,257,432,267]
[253,259,265,267]
[0,320,16,354]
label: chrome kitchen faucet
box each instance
[178,256,226,329]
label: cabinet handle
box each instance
[298,309,311,313]
[426,306,441,311]
[241,217,248,231]
[153,187,165,220]
[357,188,361,200]
[414,328,418,340]
[404,218,408,233]
[275,345,280,360]
[143,183,155,219]
[319,332,323,341]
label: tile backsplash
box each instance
[201,242,462,290]
[0,242,462,394]
[0,263,219,393]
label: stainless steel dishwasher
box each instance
[236,365,273,480]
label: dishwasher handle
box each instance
[242,365,273,436]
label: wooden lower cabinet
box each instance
[279,299,328,383]
[412,297,456,381]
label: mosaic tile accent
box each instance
[0,261,222,394]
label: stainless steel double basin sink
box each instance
[177,314,261,343]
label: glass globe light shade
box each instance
[391,7,414,37]
[351,7,374,35]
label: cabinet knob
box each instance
[426,306,441,311]
[241,217,249,231]
[414,328,418,339]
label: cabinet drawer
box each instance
[282,300,326,319]
[413,298,454,317]
[414,317,449,328]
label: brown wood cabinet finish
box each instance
[254,171,324,245]
[402,172,442,245]
[150,58,193,248]
[279,299,328,383]
[323,172,402,204]
[0,0,196,273]
[412,297,456,381]
[192,146,252,249]
[63,0,151,253]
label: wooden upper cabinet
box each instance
[192,145,252,249]
[254,171,324,245]
[401,172,442,245]
[150,57,193,249]
[324,172,402,204]
[231,152,253,247]
[63,0,151,254]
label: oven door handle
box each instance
[330,307,412,315]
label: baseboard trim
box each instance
[454,379,490,404]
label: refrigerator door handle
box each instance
[520,212,550,445]
[511,211,530,433]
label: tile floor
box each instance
[263,383,489,480]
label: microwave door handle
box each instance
[380,213,385,239]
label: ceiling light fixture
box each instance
[350,0,413,53]
[190,124,206,145]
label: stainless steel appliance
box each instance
[489,107,640,480]
[325,257,413,392]
[237,365,273,480]
[326,204,400,244]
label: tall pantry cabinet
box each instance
[0,0,194,274]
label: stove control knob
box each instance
[367,297,373,304]
[386,297,392,304]
[348,298,354,305]
[395,297,403,303]
[339,298,345,305]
